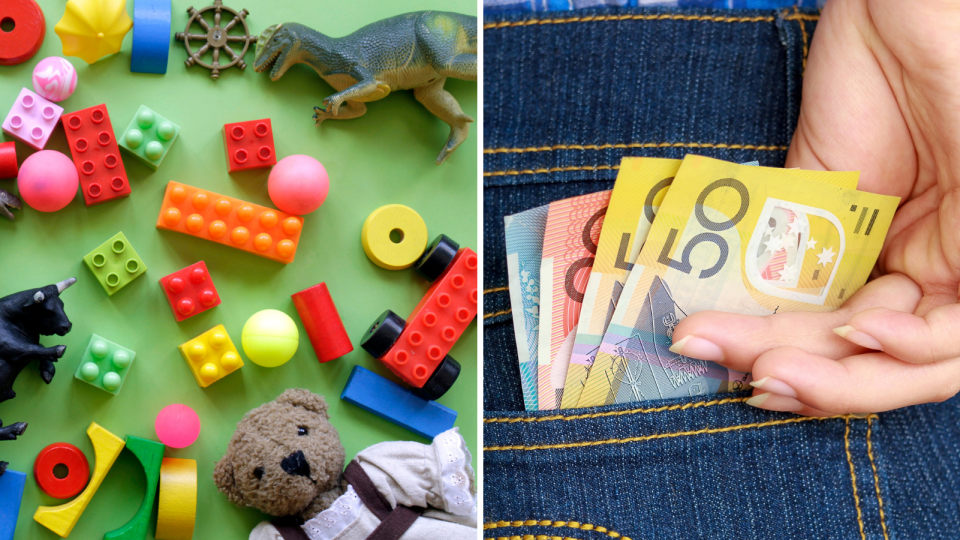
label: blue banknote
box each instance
[504,204,549,410]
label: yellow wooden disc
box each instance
[361,204,428,270]
[156,458,197,540]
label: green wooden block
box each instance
[104,436,164,540]
[74,334,136,395]
[83,232,147,295]
[118,105,180,170]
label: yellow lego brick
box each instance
[155,458,196,540]
[177,324,243,388]
[34,422,124,537]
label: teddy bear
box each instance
[213,388,477,540]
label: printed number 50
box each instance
[657,178,750,279]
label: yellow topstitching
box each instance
[844,418,867,540]
[485,397,748,423]
[484,520,631,540]
[866,417,890,540]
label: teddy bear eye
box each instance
[297,426,309,436]
[253,466,264,479]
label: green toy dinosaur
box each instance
[254,11,477,165]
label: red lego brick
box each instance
[223,119,276,173]
[380,248,477,387]
[159,261,221,322]
[62,104,130,206]
[291,283,353,363]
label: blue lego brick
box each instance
[0,470,26,540]
[131,0,171,74]
[341,365,456,439]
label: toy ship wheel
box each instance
[175,0,255,79]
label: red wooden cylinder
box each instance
[0,141,17,179]
[291,282,353,363]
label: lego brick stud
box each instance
[159,261,221,322]
[83,232,147,295]
[177,324,244,387]
[74,334,136,395]
[361,204,429,270]
[118,105,180,170]
[2,88,63,150]
[223,119,277,173]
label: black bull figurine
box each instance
[0,277,76,475]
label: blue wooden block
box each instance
[341,365,457,439]
[131,0,171,74]
[0,470,26,540]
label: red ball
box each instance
[17,150,78,212]
[267,155,329,215]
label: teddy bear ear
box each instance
[276,388,330,418]
[213,454,247,507]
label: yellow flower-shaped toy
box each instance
[55,0,133,64]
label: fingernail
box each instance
[668,335,724,362]
[750,376,797,398]
[833,325,883,351]
[745,392,804,412]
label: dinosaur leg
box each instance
[438,54,477,81]
[414,78,474,165]
[313,101,368,126]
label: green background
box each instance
[0,0,477,538]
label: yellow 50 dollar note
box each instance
[578,155,897,408]
[559,157,680,409]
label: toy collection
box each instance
[213,389,476,540]
[0,2,476,538]
[253,11,478,164]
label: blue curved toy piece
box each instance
[131,0,171,74]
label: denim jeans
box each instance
[483,7,960,539]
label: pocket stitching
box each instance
[484,414,878,451]
[484,520,632,540]
[484,396,748,423]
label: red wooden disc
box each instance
[34,442,90,499]
[0,0,45,67]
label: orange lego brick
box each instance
[155,181,303,264]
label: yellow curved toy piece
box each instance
[54,0,133,64]
[361,204,428,270]
[355,84,392,102]
[156,458,197,540]
[34,422,124,537]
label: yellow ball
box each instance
[242,309,299,367]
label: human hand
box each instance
[669,0,960,415]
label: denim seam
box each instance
[485,286,510,293]
[866,417,891,540]
[483,142,790,155]
[484,414,877,451]
[484,13,777,30]
[485,397,748,423]
[787,8,811,74]
[485,309,512,320]
[484,520,632,540]
[484,164,620,178]
[844,418,867,540]
[486,536,584,540]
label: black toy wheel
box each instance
[415,234,460,282]
[360,310,406,359]
[414,355,460,401]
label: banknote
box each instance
[559,157,681,409]
[538,190,612,409]
[504,204,549,411]
[577,155,896,408]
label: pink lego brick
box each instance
[2,88,62,150]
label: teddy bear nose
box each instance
[280,450,312,478]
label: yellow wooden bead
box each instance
[361,204,428,270]
[34,422,125,537]
[156,458,197,540]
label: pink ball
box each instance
[155,404,201,449]
[18,150,79,212]
[268,155,329,215]
[32,57,77,103]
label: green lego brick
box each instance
[83,232,147,295]
[104,436,164,540]
[118,105,180,170]
[74,334,136,395]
